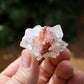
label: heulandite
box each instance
[20,25,68,60]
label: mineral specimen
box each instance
[20,25,68,60]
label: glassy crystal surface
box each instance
[20,25,68,60]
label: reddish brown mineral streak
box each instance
[42,26,47,33]
[40,26,54,55]
[39,26,47,40]
[41,41,52,55]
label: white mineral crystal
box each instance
[20,25,68,60]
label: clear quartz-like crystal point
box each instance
[20,25,68,60]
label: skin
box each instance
[0,48,84,84]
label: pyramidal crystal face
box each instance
[20,25,68,60]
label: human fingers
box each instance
[0,56,21,83]
[1,57,21,78]
[6,49,39,84]
[68,71,84,84]
[48,60,74,84]
[37,48,71,84]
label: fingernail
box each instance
[21,50,32,68]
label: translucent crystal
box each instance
[20,25,68,60]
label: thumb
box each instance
[6,49,39,84]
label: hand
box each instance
[0,48,84,84]
[37,48,84,84]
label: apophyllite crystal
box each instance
[20,25,68,60]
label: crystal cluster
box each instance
[20,25,68,60]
